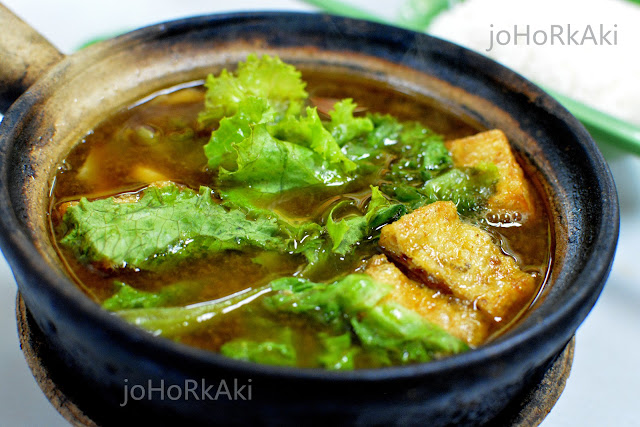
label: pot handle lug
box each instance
[0,4,64,114]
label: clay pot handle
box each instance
[0,4,64,113]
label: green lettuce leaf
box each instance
[265,274,389,330]
[203,98,353,193]
[60,184,286,271]
[203,96,275,170]
[362,113,404,150]
[317,332,358,370]
[114,286,270,337]
[198,53,307,124]
[111,273,468,367]
[421,162,499,214]
[327,99,373,146]
[362,114,497,215]
[339,113,452,183]
[264,274,469,366]
[221,340,297,366]
[219,188,324,254]
[382,118,452,183]
[351,302,470,361]
[326,187,408,256]
[326,208,367,256]
[296,240,343,280]
[221,328,297,367]
[416,139,454,181]
[364,186,409,230]
[200,57,368,193]
[380,183,424,203]
[205,101,356,192]
[217,123,349,193]
[269,106,357,172]
[102,281,202,311]
[381,162,498,215]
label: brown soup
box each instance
[49,72,551,369]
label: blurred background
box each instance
[0,0,638,425]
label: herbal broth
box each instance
[50,72,552,368]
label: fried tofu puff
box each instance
[446,129,535,223]
[365,254,490,346]
[379,201,537,321]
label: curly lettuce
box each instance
[198,53,307,124]
[60,184,287,271]
[326,186,407,256]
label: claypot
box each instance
[0,6,618,426]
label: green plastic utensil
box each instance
[300,0,640,155]
[300,0,453,31]
[545,88,640,155]
[296,0,386,25]
[396,0,462,31]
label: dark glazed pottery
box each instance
[0,11,618,426]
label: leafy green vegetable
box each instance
[200,56,374,193]
[114,286,271,337]
[327,99,374,146]
[214,119,350,193]
[263,274,469,367]
[382,162,498,215]
[110,273,468,368]
[102,281,202,311]
[218,187,326,270]
[417,140,454,181]
[200,55,495,217]
[340,112,454,186]
[295,240,344,281]
[265,275,389,329]
[317,333,358,370]
[221,340,297,366]
[270,106,357,172]
[365,186,409,230]
[351,302,469,362]
[362,113,404,150]
[219,188,324,254]
[380,183,423,203]
[60,184,286,271]
[221,328,297,366]
[382,118,452,183]
[198,53,307,125]
[203,96,275,170]
[204,98,357,192]
[103,282,165,310]
[421,163,499,214]
[326,207,367,256]
[326,186,408,256]
[352,114,497,214]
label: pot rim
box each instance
[0,11,619,382]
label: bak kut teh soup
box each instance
[50,54,552,370]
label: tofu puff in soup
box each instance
[50,54,552,370]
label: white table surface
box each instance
[0,1,638,426]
